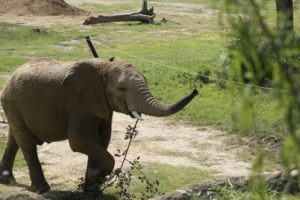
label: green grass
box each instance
[0,0,290,138]
[235,151,253,162]
[128,163,212,198]
[0,22,70,72]
[159,149,208,164]
[102,163,212,199]
[159,149,192,157]
[0,138,26,169]
[0,75,8,90]
[152,0,214,4]
[79,3,138,14]
[46,162,212,200]
[149,136,167,141]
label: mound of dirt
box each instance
[0,0,88,16]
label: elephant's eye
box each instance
[118,87,126,92]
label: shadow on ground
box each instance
[44,190,118,200]
[3,190,118,200]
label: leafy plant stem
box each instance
[119,119,139,170]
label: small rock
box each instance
[32,28,41,33]
[175,189,187,195]
[291,169,298,177]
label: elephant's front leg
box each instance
[68,112,115,184]
[85,124,112,185]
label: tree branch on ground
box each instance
[83,0,155,25]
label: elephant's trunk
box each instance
[131,84,198,117]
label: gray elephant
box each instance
[0,57,198,193]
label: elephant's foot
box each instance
[84,168,108,195]
[82,180,103,196]
[30,181,50,194]
[0,170,16,184]
[83,182,103,194]
[85,167,112,185]
[86,168,102,184]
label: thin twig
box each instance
[99,119,140,191]
[125,159,148,178]
[119,119,139,170]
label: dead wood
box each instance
[83,0,155,25]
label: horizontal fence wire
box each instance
[96,41,288,94]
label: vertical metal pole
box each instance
[85,36,99,58]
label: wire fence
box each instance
[96,41,288,94]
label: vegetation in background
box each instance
[219,0,300,199]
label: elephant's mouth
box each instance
[128,110,143,120]
[130,111,143,120]
[128,111,135,118]
[125,102,143,120]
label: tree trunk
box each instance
[83,0,155,25]
[276,0,294,32]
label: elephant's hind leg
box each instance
[11,123,49,193]
[0,128,19,184]
[20,143,50,193]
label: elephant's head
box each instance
[104,57,198,119]
[62,57,198,120]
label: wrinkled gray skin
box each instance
[0,57,198,193]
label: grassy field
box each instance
[123,163,212,198]
[0,0,293,137]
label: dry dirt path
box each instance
[0,0,212,27]
[0,112,252,199]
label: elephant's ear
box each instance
[61,62,111,120]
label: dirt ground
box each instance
[0,0,87,16]
[0,112,253,199]
[0,0,211,27]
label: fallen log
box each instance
[83,0,155,25]
[83,14,154,25]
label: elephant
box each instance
[0,57,198,193]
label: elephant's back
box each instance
[1,59,73,142]
[2,59,70,103]
[12,58,71,82]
